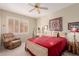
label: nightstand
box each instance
[68,41,76,54]
[76,42,79,54]
[68,41,72,52]
[68,41,79,55]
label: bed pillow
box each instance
[42,31,52,37]
[75,32,79,42]
[67,32,74,42]
[51,31,58,37]
[45,31,52,36]
[67,32,79,42]
[59,32,66,38]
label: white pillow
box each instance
[59,32,66,37]
[75,32,79,42]
[42,31,52,36]
[67,32,74,42]
[46,31,52,36]
[51,31,58,37]
[37,33,42,37]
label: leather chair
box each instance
[1,33,21,49]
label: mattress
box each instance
[26,36,67,56]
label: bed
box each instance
[26,36,67,56]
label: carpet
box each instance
[0,43,78,56]
[0,43,27,56]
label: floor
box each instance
[0,43,78,56]
[0,43,27,56]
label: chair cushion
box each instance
[59,32,66,37]
[11,40,21,43]
[4,38,11,43]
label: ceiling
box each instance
[0,3,73,18]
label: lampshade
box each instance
[71,27,78,32]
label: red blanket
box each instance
[29,36,67,56]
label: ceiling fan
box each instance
[28,3,48,14]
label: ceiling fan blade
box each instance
[29,8,35,12]
[39,7,48,10]
[28,3,34,7]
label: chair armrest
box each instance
[12,37,20,40]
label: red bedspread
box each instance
[29,36,67,56]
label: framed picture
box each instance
[68,22,79,30]
[49,17,62,31]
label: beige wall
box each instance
[0,4,79,43]
[0,12,1,34]
[37,4,79,33]
[0,9,37,42]
[0,10,1,43]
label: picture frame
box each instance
[68,22,79,30]
[49,17,62,31]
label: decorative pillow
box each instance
[51,31,58,37]
[44,31,52,36]
[59,32,66,37]
[67,32,74,42]
[75,32,79,42]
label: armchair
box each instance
[1,33,21,49]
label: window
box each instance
[8,19,15,33]
[8,18,28,33]
[15,20,19,33]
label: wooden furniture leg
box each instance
[76,48,79,54]
[68,44,71,51]
[72,44,75,54]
